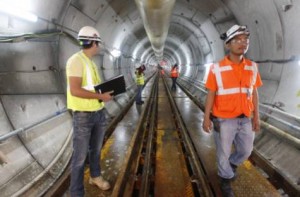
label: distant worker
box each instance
[135,64,145,105]
[158,65,165,76]
[161,68,165,76]
[170,63,179,90]
[202,25,263,197]
[66,26,113,197]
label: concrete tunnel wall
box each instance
[0,0,300,196]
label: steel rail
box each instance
[176,79,300,197]
[110,74,158,196]
[162,76,214,197]
[139,74,159,196]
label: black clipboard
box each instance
[94,75,126,96]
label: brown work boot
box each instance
[89,176,111,190]
[220,177,234,197]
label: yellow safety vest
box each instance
[66,51,104,111]
[135,72,145,85]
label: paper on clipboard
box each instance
[94,75,126,96]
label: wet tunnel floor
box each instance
[173,87,281,197]
[154,78,194,196]
[81,76,280,197]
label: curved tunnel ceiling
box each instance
[0,0,298,113]
[1,0,300,195]
[106,0,298,116]
[116,2,221,68]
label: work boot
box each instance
[230,163,238,180]
[220,177,234,197]
[89,176,111,190]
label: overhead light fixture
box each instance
[111,49,121,58]
[0,2,38,22]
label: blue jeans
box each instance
[70,109,106,197]
[135,85,144,103]
[213,117,254,179]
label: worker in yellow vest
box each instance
[66,26,113,197]
[135,64,145,105]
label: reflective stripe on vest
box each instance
[78,54,94,91]
[245,63,258,86]
[213,62,257,95]
[66,53,99,91]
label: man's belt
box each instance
[236,114,246,118]
[73,109,103,114]
[209,113,247,119]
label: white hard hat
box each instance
[135,64,141,69]
[78,26,103,43]
[220,25,250,44]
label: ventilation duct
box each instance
[135,0,176,60]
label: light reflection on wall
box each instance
[132,37,149,61]
[0,0,37,22]
[203,63,212,83]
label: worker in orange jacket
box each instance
[170,63,179,90]
[202,24,263,197]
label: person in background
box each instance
[158,65,165,76]
[202,24,263,197]
[66,26,113,197]
[135,64,145,105]
[170,63,179,90]
[160,68,165,76]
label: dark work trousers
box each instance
[171,77,177,90]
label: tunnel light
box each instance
[298,60,300,66]
[0,2,38,22]
[111,49,121,58]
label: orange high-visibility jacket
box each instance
[205,56,263,118]
[170,68,179,78]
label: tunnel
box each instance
[0,0,300,196]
